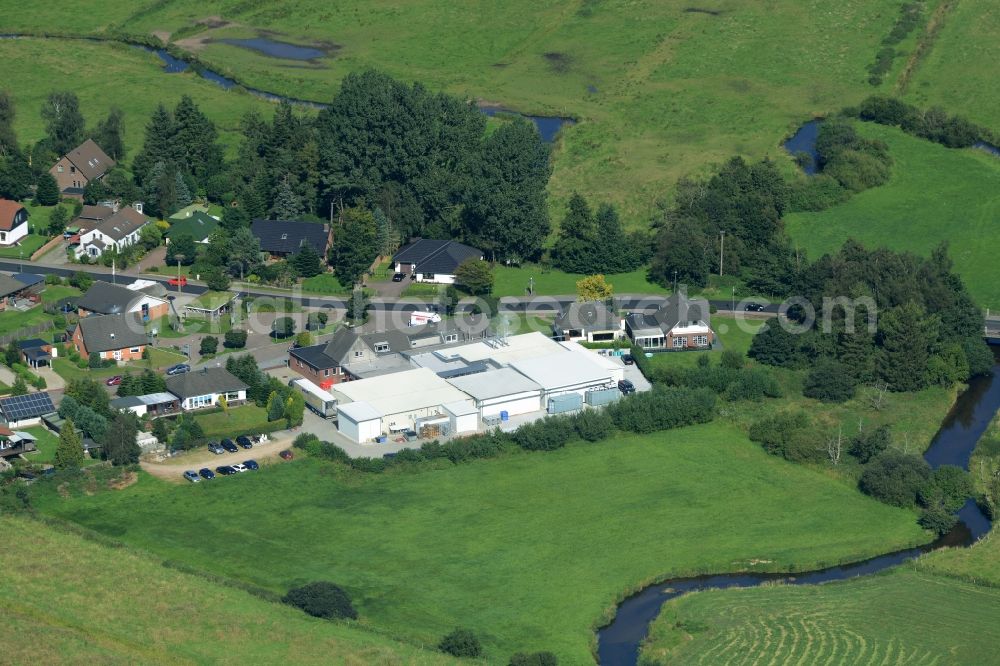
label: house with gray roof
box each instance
[77,280,168,322]
[392,239,483,284]
[71,313,148,362]
[553,300,623,343]
[75,205,150,259]
[166,367,248,411]
[624,289,713,351]
[49,139,116,199]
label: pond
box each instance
[478,106,575,143]
[975,141,1000,158]
[783,119,822,175]
[596,362,1000,665]
[218,37,327,61]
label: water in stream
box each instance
[597,363,1000,665]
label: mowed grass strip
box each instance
[786,122,1000,309]
[0,516,452,664]
[640,566,1000,665]
[36,424,927,662]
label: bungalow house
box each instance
[0,426,37,459]
[392,239,483,284]
[165,210,219,244]
[77,280,169,322]
[553,301,624,343]
[49,139,116,199]
[0,392,56,429]
[0,273,42,313]
[0,199,29,247]
[624,290,713,351]
[250,219,330,259]
[166,367,248,411]
[72,313,148,363]
[17,338,55,369]
[111,392,180,418]
[76,204,149,259]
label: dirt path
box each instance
[141,432,296,483]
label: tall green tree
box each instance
[0,151,33,199]
[464,119,550,262]
[48,205,69,236]
[552,193,597,273]
[172,95,224,186]
[166,233,197,266]
[41,91,85,155]
[270,174,303,219]
[330,206,378,285]
[454,258,494,295]
[131,104,175,189]
[0,90,18,156]
[284,390,305,427]
[33,172,60,206]
[291,243,322,278]
[228,226,263,279]
[649,220,712,288]
[91,106,125,161]
[54,418,85,470]
[373,206,398,256]
[878,302,939,391]
[102,412,140,466]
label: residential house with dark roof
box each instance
[250,219,330,259]
[166,367,248,411]
[72,204,115,235]
[49,139,116,199]
[392,239,483,284]
[111,392,180,418]
[553,301,623,343]
[0,273,43,313]
[0,199,29,247]
[77,280,168,322]
[165,210,219,244]
[72,313,148,362]
[76,205,150,259]
[17,338,54,369]
[624,289,713,351]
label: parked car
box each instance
[220,439,239,453]
[166,363,190,376]
[279,449,294,461]
[392,272,406,282]
[744,302,766,312]
[383,452,397,460]
[618,379,636,395]
[243,459,259,470]
[215,465,237,475]
[168,276,187,287]
[207,442,224,455]
[105,375,123,386]
[236,435,254,449]
[198,468,216,480]
[622,354,635,365]
[183,470,201,483]
[232,463,248,473]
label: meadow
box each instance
[33,424,929,663]
[786,122,1000,309]
[1,0,949,225]
[0,516,452,664]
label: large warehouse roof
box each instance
[446,367,542,401]
[338,400,382,422]
[444,331,565,365]
[509,352,613,391]
[331,367,469,417]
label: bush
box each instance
[786,175,851,213]
[513,416,577,451]
[859,451,931,507]
[224,329,248,349]
[720,350,744,369]
[849,425,891,464]
[88,352,103,369]
[749,411,825,463]
[510,652,558,666]
[438,628,482,658]
[572,410,613,442]
[918,505,958,535]
[272,316,295,339]
[802,359,857,403]
[748,324,802,367]
[199,336,219,356]
[282,582,357,620]
[607,387,716,434]
[723,368,783,402]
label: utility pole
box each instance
[672,269,678,293]
[731,285,735,313]
[719,230,725,277]
[176,255,185,294]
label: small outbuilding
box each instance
[445,367,543,418]
[337,401,383,443]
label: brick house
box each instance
[77,280,169,323]
[49,139,115,199]
[72,314,147,363]
[0,199,29,247]
[625,289,714,351]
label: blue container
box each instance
[376,435,387,443]
[500,410,509,421]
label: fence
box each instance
[0,321,55,347]
[30,236,65,261]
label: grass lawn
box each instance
[53,347,187,383]
[786,122,1000,309]
[301,273,350,295]
[640,566,1000,665]
[494,264,665,297]
[0,516,450,664]
[23,426,101,467]
[193,405,274,439]
[36,424,928,663]
[0,304,59,338]
[39,285,81,304]
[0,233,51,259]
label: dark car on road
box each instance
[183,470,201,483]
[618,379,636,395]
[215,465,238,476]
[236,435,254,449]
[220,439,239,453]
[744,302,766,312]
[392,272,406,282]
[622,354,635,365]
[199,468,216,480]
[166,363,190,376]
[244,459,259,470]
[207,442,224,455]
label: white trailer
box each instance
[291,378,338,419]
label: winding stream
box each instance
[596,362,1000,665]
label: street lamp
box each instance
[719,230,726,277]
[528,276,534,296]
[672,270,678,293]
[731,285,736,313]
[176,254,185,294]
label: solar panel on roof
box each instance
[0,392,55,421]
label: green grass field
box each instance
[0,516,452,664]
[640,566,1000,665]
[787,122,1000,309]
[494,264,665,297]
[1,1,944,226]
[193,404,275,439]
[34,424,929,662]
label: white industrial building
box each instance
[445,367,543,418]
[330,367,475,443]
[509,352,616,401]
